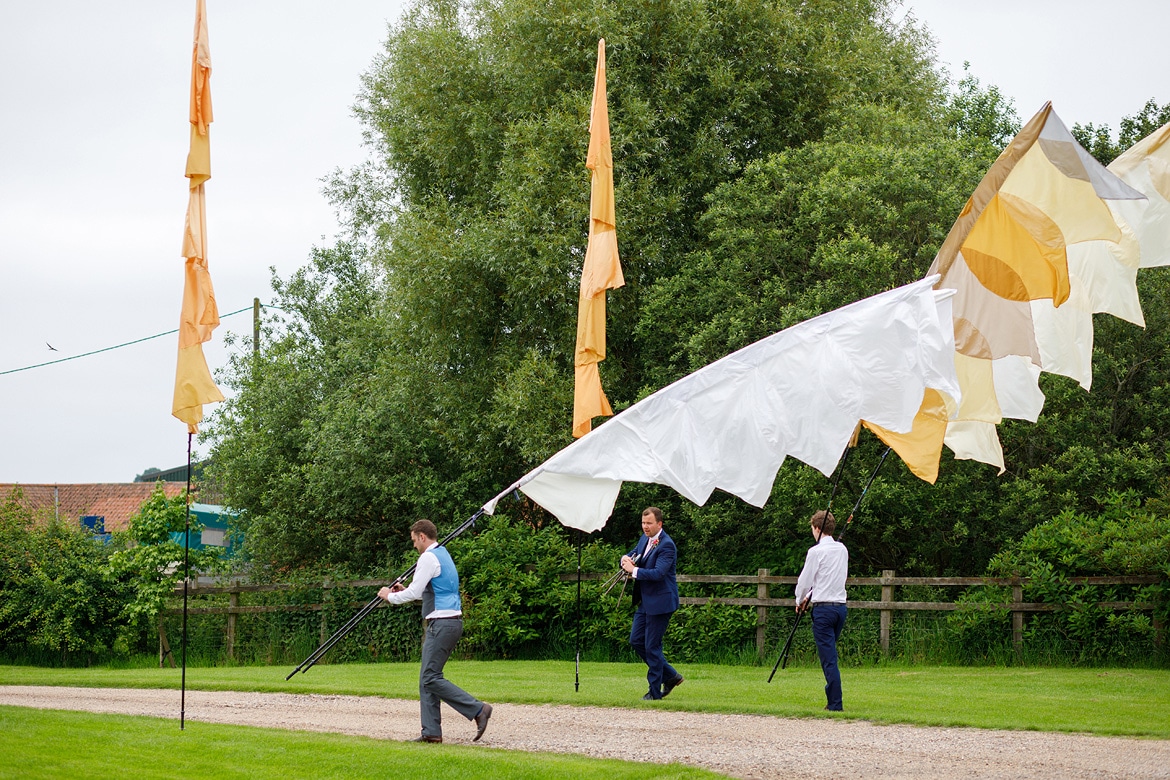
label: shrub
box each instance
[948,489,1169,664]
[0,489,122,660]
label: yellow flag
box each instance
[863,390,950,484]
[573,39,625,438]
[172,0,224,434]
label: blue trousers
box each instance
[811,603,847,711]
[630,609,679,698]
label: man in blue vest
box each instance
[621,506,683,700]
[379,519,492,743]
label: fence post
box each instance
[1012,576,1024,659]
[320,582,332,647]
[757,569,769,658]
[880,569,895,655]
[227,590,238,661]
[158,613,176,669]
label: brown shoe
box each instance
[411,734,442,743]
[473,702,492,741]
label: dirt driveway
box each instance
[2,686,1167,779]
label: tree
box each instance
[0,489,122,658]
[1072,98,1170,166]
[208,1,1168,584]
[104,485,216,641]
[210,0,950,572]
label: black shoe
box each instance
[411,734,442,743]
[473,702,492,741]
[642,692,660,700]
[662,675,684,698]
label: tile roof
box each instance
[0,482,187,533]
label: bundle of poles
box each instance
[598,550,642,600]
[285,508,484,680]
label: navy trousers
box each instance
[811,603,847,711]
[630,609,679,698]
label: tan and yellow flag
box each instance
[573,39,625,438]
[862,101,1146,481]
[172,0,224,434]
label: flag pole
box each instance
[180,431,192,729]
[575,529,582,692]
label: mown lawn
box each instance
[0,705,722,780]
[2,660,1168,737]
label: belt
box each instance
[810,601,845,606]
[426,615,461,620]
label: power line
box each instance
[0,305,265,376]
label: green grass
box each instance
[3,660,1169,737]
[0,706,722,780]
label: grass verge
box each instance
[0,706,723,780]
[1,661,1168,738]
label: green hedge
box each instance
[6,503,1166,668]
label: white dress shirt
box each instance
[795,535,848,604]
[383,543,461,619]
[631,531,662,579]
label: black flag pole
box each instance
[180,431,192,729]
[768,441,892,682]
[837,446,891,544]
[575,529,582,692]
[768,441,852,683]
[286,509,484,679]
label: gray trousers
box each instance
[419,618,482,737]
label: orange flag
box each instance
[172,0,224,434]
[573,39,625,438]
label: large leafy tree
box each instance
[1072,98,1170,166]
[207,0,1169,582]
[209,0,950,572]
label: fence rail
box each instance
[567,570,1162,656]
[165,571,1163,664]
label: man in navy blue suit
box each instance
[621,506,683,700]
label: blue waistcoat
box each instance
[421,546,462,617]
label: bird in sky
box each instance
[46,342,57,351]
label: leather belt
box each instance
[810,601,845,606]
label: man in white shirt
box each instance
[378,519,492,743]
[794,509,848,711]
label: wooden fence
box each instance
[562,570,1163,658]
[161,578,386,667]
[164,571,1162,665]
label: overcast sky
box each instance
[1,1,1167,486]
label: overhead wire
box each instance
[0,304,288,376]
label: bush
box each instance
[0,489,123,661]
[947,489,1169,664]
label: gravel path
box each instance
[2,686,1167,779]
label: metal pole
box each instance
[181,432,192,729]
[767,441,851,681]
[769,597,809,682]
[252,297,260,355]
[575,530,582,692]
[837,446,891,544]
[767,443,891,681]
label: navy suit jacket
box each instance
[628,530,679,615]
